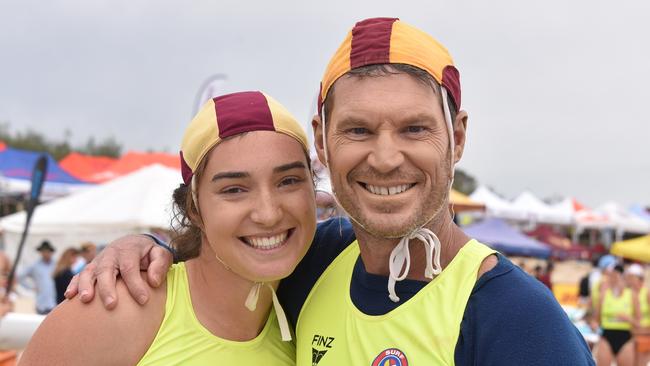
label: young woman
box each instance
[594,264,639,366]
[624,264,650,366]
[19,91,316,365]
[52,248,79,304]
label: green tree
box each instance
[0,122,122,160]
[453,168,478,195]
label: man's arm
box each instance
[456,256,595,365]
[65,234,173,309]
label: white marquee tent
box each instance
[0,164,181,266]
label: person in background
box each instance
[591,255,618,315]
[0,251,17,366]
[535,261,553,290]
[624,264,650,366]
[18,241,56,315]
[72,242,96,274]
[594,264,638,366]
[53,248,79,304]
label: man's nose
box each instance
[367,132,404,174]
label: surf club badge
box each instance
[371,348,409,366]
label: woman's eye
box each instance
[221,187,246,194]
[280,177,303,186]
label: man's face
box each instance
[40,249,53,262]
[314,72,465,238]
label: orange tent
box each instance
[87,151,180,183]
[60,152,117,183]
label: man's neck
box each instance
[185,242,277,342]
[353,211,470,281]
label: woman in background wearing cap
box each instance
[624,264,650,366]
[19,91,316,365]
[594,264,639,366]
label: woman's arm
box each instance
[19,273,166,366]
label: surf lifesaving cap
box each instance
[318,17,461,115]
[180,91,309,185]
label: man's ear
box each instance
[312,114,327,167]
[453,110,468,163]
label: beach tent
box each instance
[469,186,528,220]
[0,165,180,266]
[59,152,117,183]
[526,225,592,260]
[86,151,180,183]
[450,189,485,212]
[0,144,88,199]
[511,191,573,225]
[462,218,551,258]
[595,202,650,238]
[610,235,650,263]
[629,204,650,222]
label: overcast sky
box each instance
[1,0,649,207]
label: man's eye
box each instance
[405,126,427,133]
[347,127,369,135]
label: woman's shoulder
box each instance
[19,273,167,366]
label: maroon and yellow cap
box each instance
[180,91,308,185]
[318,17,461,114]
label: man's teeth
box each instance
[245,231,288,250]
[365,183,413,196]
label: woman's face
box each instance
[196,131,316,282]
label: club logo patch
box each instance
[371,348,409,366]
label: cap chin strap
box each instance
[207,236,293,341]
[245,282,292,341]
[320,86,456,303]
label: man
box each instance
[19,241,56,315]
[68,18,593,364]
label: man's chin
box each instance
[353,213,421,239]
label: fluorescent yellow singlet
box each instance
[296,239,495,366]
[640,287,650,328]
[137,263,295,366]
[600,287,633,331]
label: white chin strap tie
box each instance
[387,228,442,302]
[245,282,292,342]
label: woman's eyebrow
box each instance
[273,161,306,173]
[211,171,249,182]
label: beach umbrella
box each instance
[610,235,650,263]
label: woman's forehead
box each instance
[205,131,307,173]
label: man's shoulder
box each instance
[455,254,594,365]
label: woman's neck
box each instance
[185,243,278,341]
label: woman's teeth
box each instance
[244,231,288,250]
[364,183,414,196]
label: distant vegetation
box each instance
[0,122,122,160]
[453,169,478,195]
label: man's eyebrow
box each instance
[273,161,307,173]
[211,171,249,182]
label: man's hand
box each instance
[64,234,173,309]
